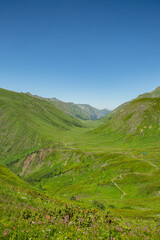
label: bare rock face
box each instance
[21,147,53,176]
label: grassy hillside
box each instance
[0,88,83,164]
[1,163,160,239]
[25,93,110,120]
[137,86,160,99]
[0,163,31,188]
[17,146,160,216]
[92,97,160,146]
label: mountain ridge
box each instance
[25,93,110,120]
[137,86,160,99]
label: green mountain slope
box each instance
[0,88,83,163]
[0,163,31,188]
[93,91,160,146]
[137,86,160,99]
[100,86,160,126]
[26,92,110,120]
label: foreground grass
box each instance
[1,169,160,240]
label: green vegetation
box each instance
[0,87,83,164]
[1,164,160,239]
[48,97,110,120]
[1,87,160,239]
[26,92,110,120]
[137,86,160,99]
[93,97,160,146]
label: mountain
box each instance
[50,98,110,120]
[25,93,110,120]
[93,87,160,145]
[0,88,83,163]
[137,86,160,99]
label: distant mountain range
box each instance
[49,97,110,120]
[25,93,110,120]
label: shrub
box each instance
[109,204,116,209]
[93,200,106,210]
[70,195,77,201]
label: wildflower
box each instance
[130,231,135,237]
[116,226,123,232]
[3,229,9,236]
[46,215,50,220]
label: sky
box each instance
[0,0,160,110]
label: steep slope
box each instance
[100,86,160,126]
[137,86,160,99]
[93,97,160,145]
[0,163,31,188]
[0,88,83,163]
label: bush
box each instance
[109,204,116,209]
[70,195,77,201]
[121,206,133,210]
[93,200,106,210]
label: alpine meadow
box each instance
[1,87,160,239]
[1,0,160,239]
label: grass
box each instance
[1,164,160,239]
[1,87,160,238]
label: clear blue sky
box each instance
[0,0,160,110]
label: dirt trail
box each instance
[111,171,152,199]
[131,154,159,170]
[109,152,159,200]
[110,160,156,199]
[111,176,126,199]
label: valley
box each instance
[1,87,160,239]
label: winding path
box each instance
[131,154,159,170]
[111,175,126,199]
[110,153,159,199]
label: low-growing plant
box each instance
[70,195,77,201]
[93,200,106,210]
